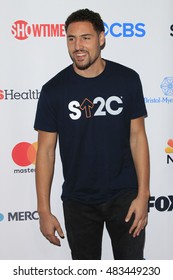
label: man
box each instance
[34,8,150,260]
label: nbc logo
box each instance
[12,142,37,173]
[165,139,173,164]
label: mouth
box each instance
[74,51,87,61]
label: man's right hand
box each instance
[39,212,65,246]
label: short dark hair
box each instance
[65,8,105,33]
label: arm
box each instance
[35,130,64,246]
[125,116,150,237]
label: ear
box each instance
[99,31,106,49]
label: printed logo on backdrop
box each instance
[0,213,4,222]
[170,24,173,36]
[12,142,37,174]
[145,77,173,104]
[165,139,173,164]
[149,195,173,212]
[11,20,65,40]
[104,20,145,37]
[0,211,38,222]
[0,89,40,101]
[148,141,173,212]
[161,77,173,96]
[11,19,146,40]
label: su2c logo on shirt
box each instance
[68,96,123,120]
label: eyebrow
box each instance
[67,33,94,38]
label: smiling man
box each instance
[67,21,105,74]
[34,8,150,260]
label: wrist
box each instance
[37,209,51,217]
[137,189,150,200]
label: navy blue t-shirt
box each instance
[34,60,147,204]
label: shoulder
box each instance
[106,59,139,78]
[42,64,72,91]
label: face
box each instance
[66,21,105,72]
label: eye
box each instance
[83,36,91,40]
[68,37,75,42]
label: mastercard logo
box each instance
[165,139,173,153]
[12,142,37,167]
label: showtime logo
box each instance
[11,20,65,40]
[12,142,37,174]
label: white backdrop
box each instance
[0,0,173,260]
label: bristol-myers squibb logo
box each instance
[104,20,145,37]
[145,77,173,104]
[161,77,173,96]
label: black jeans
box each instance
[63,191,145,260]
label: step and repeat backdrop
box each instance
[0,0,173,260]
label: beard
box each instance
[74,60,93,70]
[69,49,101,70]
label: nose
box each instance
[75,37,83,50]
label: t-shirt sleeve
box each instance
[34,86,58,132]
[130,74,147,119]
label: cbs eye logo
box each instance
[12,142,37,167]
